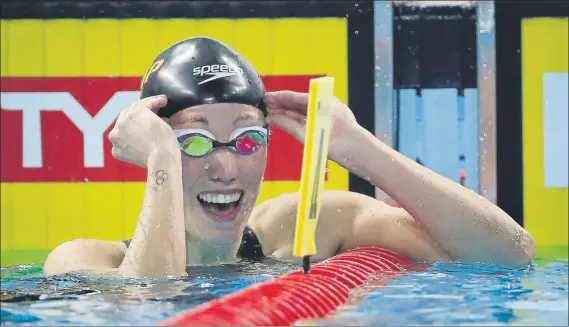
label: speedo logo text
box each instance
[192,64,244,85]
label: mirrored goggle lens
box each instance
[179,135,212,157]
[235,131,266,154]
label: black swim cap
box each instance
[140,37,266,118]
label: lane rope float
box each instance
[159,247,410,326]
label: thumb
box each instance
[267,114,305,141]
[139,95,168,113]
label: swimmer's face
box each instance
[169,103,267,244]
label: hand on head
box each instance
[108,95,178,168]
[263,90,359,151]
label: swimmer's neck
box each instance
[184,232,241,266]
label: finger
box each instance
[266,114,305,141]
[108,128,120,145]
[139,94,168,113]
[264,91,309,113]
[266,107,307,125]
[111,145,123,160]
[268,109,306,125]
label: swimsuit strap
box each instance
[237,225,264,261]
[121,239,131,248]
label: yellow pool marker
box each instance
[293,76,335,273]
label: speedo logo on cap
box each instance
[193,64,244,85]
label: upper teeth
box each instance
[199,192,241,204]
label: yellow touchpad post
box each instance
[293,76,335,272]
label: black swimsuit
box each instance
[121,226,264,261]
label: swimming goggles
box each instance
[174,126,269,157]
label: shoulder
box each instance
[255,190,385,206]
[251,190,394,221]
[249,190,397,256]
[50,238,127,253]
[44,238,127,276]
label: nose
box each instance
[206,149,239,185]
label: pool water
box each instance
[1,254,567,326]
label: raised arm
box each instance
[263,90,535,265]
[336,127,534,265]
[44,96,187,277]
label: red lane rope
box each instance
[159,247,409,326]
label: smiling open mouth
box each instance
[197,191,244,221]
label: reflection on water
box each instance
[1,259,299,326]
[1,257,567,326]
[312,258,568,326]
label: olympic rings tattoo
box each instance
[155,170,169,185]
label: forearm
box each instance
[335,127,535,264]
[118,148,186,277]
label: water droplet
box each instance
[84,178,89,182]
[354,30,359,35]
[483,63,488,68]
[483,133,488,137]
[375,83,379,88]
[204,163,210,170]
[355,3,358,6]
[337,208,342,212]
[517,49,521,53]
[375,65,380,70]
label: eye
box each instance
[235,131,266,153]
[180,135,212,157]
